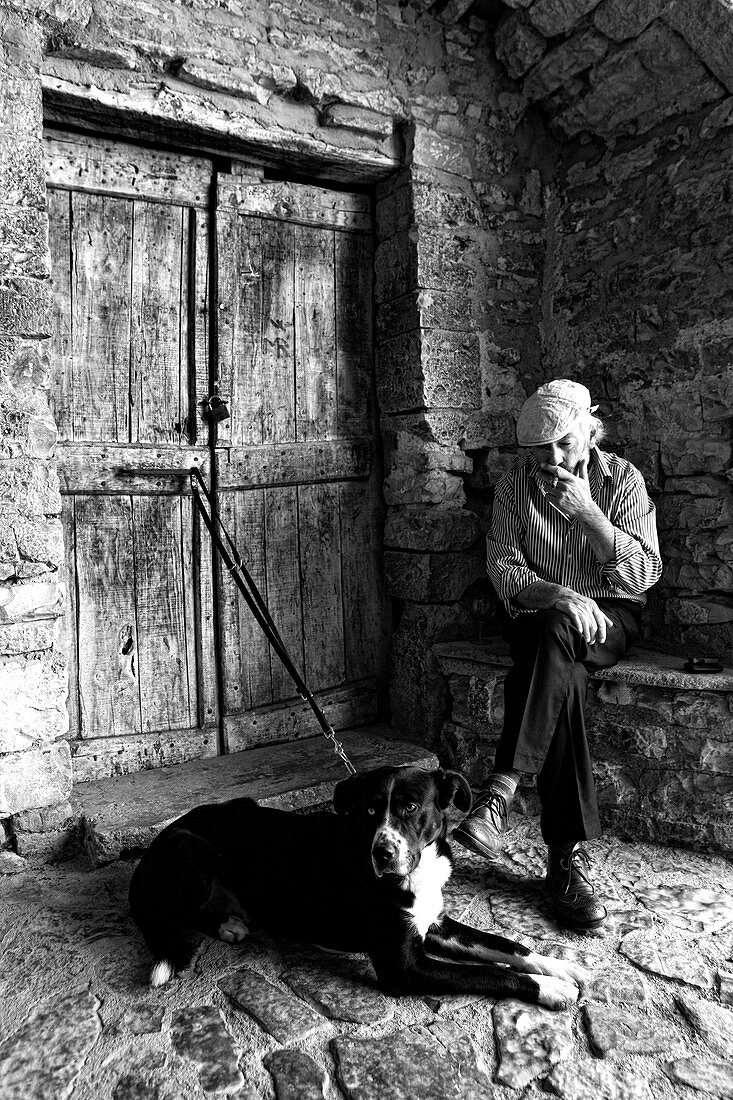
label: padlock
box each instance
[204,394,230,423]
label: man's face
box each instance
[528,424,591,475]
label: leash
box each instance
[189,467,357,776]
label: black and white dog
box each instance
[129,765,586,1009]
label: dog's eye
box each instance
[404,803,418,815]
[367,807,376,816]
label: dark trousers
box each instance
[493,599,641,846]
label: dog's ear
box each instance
[332,774,364,815]
[433,769,473,816]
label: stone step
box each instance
[73,725,438,867]
[434,639,733,691]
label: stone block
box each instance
[528,0,604,36]
[0,740,72,815]
[175,57,270,103]
[666,0,733,94]
[0,649,68,752]
[11,799,75,833]
[376,291,421,342]
[0,138,45,209]
[0,580,65,625]
[384,505,480,552]
[384,549,485,601]
[0,207,49,280]
[0,621,55,654]
[0,278,52,338]
[375,182,413,241]
[412,182,481,229]
[0,73,42,134]
[594,0,674,41]
[321,102,393,137]
[374,232,417,304]
[10,516,64,569]
[523,29,608,101]
[376,331,424,414]
[409,126,472,179]
[416,228,476,293]
[495,11,546,79]
[385,408,516,450]
[421,330,482,408]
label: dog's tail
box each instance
[130,898,196,986]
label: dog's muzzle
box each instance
[371,828,413,878]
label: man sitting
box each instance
[453,379,662,929]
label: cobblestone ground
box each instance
[1,820,732,1100]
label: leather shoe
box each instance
[452,778,514,858]
[546,843,607,930]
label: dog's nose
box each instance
[372,838,396,869]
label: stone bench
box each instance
[432,639,733,857]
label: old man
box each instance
[453,379,662,929]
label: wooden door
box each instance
[215,171,387,750]
[45,133,218,780]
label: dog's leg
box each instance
[425,916,589,986]
[374,938,579,1010]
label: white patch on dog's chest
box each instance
[406,843,451,937]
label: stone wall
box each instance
[0,9,72,844]
[543,100,733,662]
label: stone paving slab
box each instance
[1,821,733,1099]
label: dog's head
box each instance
[333,765,472,879]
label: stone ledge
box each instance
[433,638,733,692]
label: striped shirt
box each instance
[486,449,662,616]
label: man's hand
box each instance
[554,592,613,645]
[541,460,596,520]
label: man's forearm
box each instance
[575,504,615,564]
[513,581,578,610]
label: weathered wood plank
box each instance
[44,131,213,207]
[131,201,186,444]
[216,440,370,490]
[261,218,296,445]
[335,231,374,438]
[57,444,208,494]
[74,495,142,739]
[217,489,245,716]
[218,178,371,231]
[59,497,80,737]
[132,496,194,732]
[295,225,337,442]
[339,480,387,687]
[224,679,379,752]
[72,726,218,782]
[47,188,74,441]
[264,485,304,702]
[193,207,212,446]
[235,488,272,709]
[298,482,345,691]
[71,191,133,443]
[194,491,219,733]
[217,210,263,446]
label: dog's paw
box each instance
[150,960,175,987]
[218,916,249,944]
[533,974,580,1011]
[525,951,590,986]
